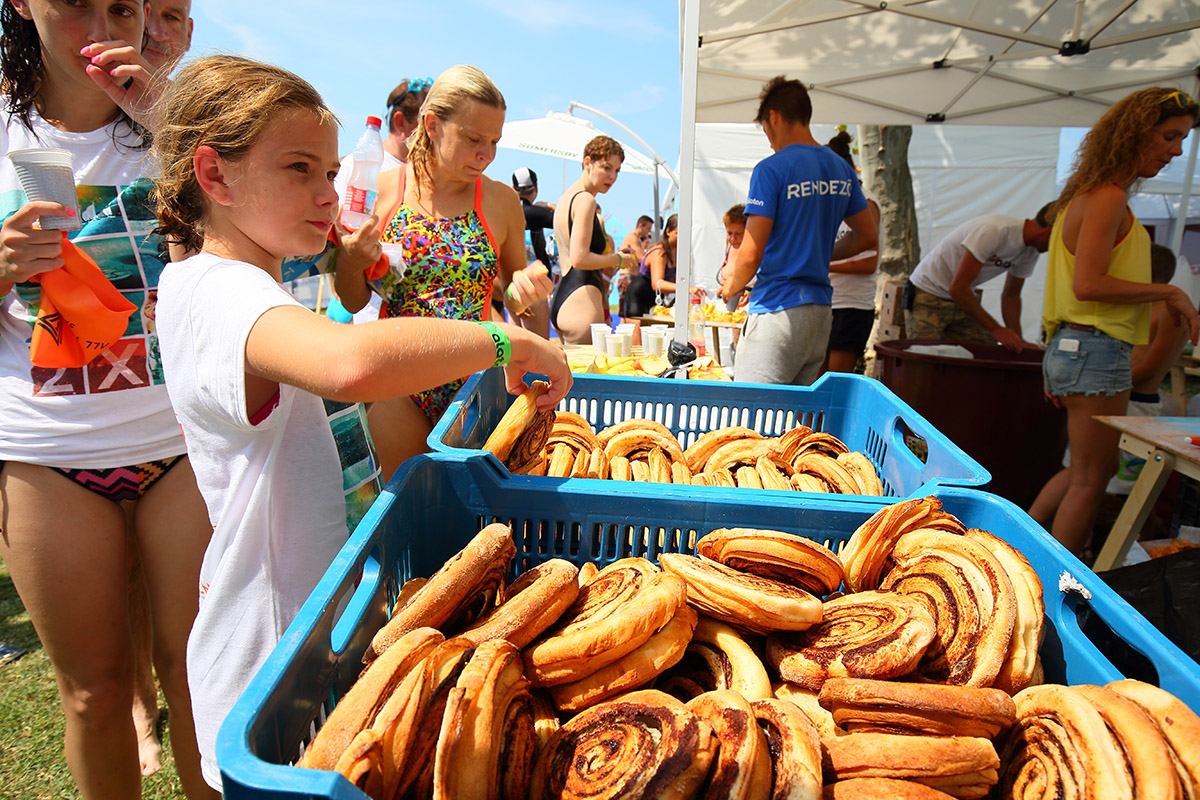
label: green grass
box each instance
[0,559,186,799]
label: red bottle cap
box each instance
[366,115,382,128]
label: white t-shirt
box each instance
[830,191,878,311]
[0,109,183,466]
[910,215,1039,301]
[156,254,348,789]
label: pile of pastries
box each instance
[481,382,884,494]
[295,498,1200,799]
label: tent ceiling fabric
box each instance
[499,112,659,176]
[695,0,1200,126]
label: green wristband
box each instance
[478,321,511,368]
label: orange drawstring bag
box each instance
[325,227,390,281]
[28,232,137,368]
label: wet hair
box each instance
[385,80,428,133]
[755,75,812,126]
[1150,243,1177,285]
[1053,87,1200,219]
[583,135,625,167]
[826,130,855,169]
[152,55,337,253]
[723,204,746,227]
[1034,202,1053,228]
[408,65,505,197]
[1,1,148,146]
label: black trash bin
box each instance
[874,339,1068,509]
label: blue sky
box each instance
[185,0,683,241]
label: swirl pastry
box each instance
[823,779,956,800]
[997,685,1132,800]
[659,552,822,635]
[671,460,693,485]
[365,523,515,663]
[793,452,860,494]
[299,627,443,771]
[735,466,763,489]
[596,418,676,447]
[432,640,536,800]
[708,468,738,489]
[523,561,685,685]
[836,452,885,496]
[548,412,597,450]
[702,438,779,474]
[691,472,712,487]
[631,459,651,482]
[792,473,830,493]
[684,426,764,473]
[528,689,716,800]
[585,447,609,480]
[649,447,674,483]
[460,558,580,648]
[750,698,823,800]
[962,528,1044,694]
[775,425,815,464]
[610,456,633,481]
[817,678,1016,739]
[697,528,843,597]
[547,442,577,478]
[822,733,1000,800]
[766,591,935,690]
[530,689,560,754]
[548,605,697,712]
[756,455,796,491]
[774,682,841,740]
[687,691,772,800]
[656,616,773,702]
[1106,679,1200,799]
[389,576,428,618]
[880,530,1016,687]
[508,407,556,474]
[603,427,686,465]
[482,380,550,463]
[1074,685,1182,800]
[787,430,849,461]
[840,497,966,593]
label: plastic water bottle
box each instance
[339,116,384,229]
[688,294,707,357]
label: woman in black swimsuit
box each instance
[551,135,628,343]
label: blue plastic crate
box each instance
[428,368,989,499]
[218,454,1200,799]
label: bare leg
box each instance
[0,462,139,799]
[825,349,860,374]
[131,460,219,799]
[1028,467,1071,528]
[127,550,163,777]
[1052,392,1129,555]
[554,284,606,345]
[367,395,434,485]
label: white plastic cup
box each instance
[645,328,665,356]
[605,332,627,357]
[6,148,80,231]
[615,323,634,353]
[591,323,610,352]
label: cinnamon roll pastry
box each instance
[508,408,557,474]
[697,528,843,596]
[630,459,651,483]
[596,418,676,447]
[432,640,536,800]
[530,689,560,754]
[702,438,779,474]
[756,455,796,492]
[997,685,1133,800]
[792,473,831,494]
[528,689,716,800]
[836,452,885,496]
[585,447,609,480]
[483,380,550,462]
[736,466,764,489]
[822,733,1000,800]
[773,682,841,740]
[523,562,685,686]
[692,472,713,487]
[603,427,686,465]
[514,454,548,476]
[817,679,1016,740]
[548,605,697,712]
[962,529,1044,694]
[775,425,815,465]
[823,779,955,800]
[684,426,763,473]
[365,524,514,663]
[571,447,591,477]
[657,616,773,702]
[880,530,1016,687]
[687,691,772,800]
[766,591,935,690]
[1107,679,1200,799]
[839,497,966,593]
[750,698,823,800]
[610,456,633,481]
[460,559,580,648]
[793,452,860,494]
[1074,685,1182,800]
[549,412,597,449]
[389,576,428,619]
[577,562,599,585]
[709,468,738,489]
[671,460,693,485]
[658,552,822,635]
[648,447,674,484]
[547,442,578,478]
[299,627,444,771]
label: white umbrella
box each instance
[500,112,659,176]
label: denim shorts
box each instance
[1042,326,1133,397]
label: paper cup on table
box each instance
[605,332,628,357]
[6,148,80,231]
[591,323,610,352]
[644,328,665,356]
[615,323,634,353]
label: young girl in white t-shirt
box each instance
[150,55,571,790]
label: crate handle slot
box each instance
[889,416,929,467]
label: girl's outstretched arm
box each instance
[245,308,571,406]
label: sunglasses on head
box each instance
[1158,89,1196,107]
[391,77,434,107]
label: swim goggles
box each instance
[391,77,434,107]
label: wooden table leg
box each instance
[1092,448,1176,571]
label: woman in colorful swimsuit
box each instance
[0,1,214,797]
[333,65,552,481]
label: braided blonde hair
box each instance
[406,65,505,197]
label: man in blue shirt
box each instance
[720,77,878,385]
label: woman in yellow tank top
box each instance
[1032,87,1199,556]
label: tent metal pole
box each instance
[567,101,681,188]
[1170,129,1197,261]
[675,0,701,350]
[653,163,662,243]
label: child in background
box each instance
[151,55,571,789]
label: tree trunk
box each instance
[858,124,920,377]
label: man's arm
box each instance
[829,205,877,262]
[1000,274,1024,332]
[947,252,1023,351]
[721,214,772,299]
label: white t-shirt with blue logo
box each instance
[745,143,867,315]
[910,215,1039,301]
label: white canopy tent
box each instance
[673,0,1200,341]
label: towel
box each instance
[28,232,137,368]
